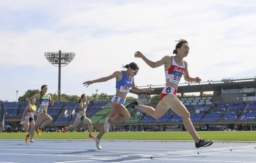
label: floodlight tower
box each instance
[44,50,75,102]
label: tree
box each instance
[126,96,137,101]
[148,95,160,105]
[69,95,80,102]
[98,93,109,101]
[18,89,40,102]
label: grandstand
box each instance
[1,77,256,132]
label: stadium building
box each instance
[1,77,256,132]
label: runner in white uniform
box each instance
[62,94,95,139]
[25,85,54,143]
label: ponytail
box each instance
[78,94,85,103]
[123,64,129,69]
[173,49,177,54]
[123,62,139,70]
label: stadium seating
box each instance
[54,102,77,125]
[48,102,65,117]
[169,114,182,123]
[246,102,256,111]
[221,112,238,121]
[2,99,256,129]
[228,102,246,111]
[202,112,222,122]
[214,103,230,112]
[18,102,29,116]
[3,102,19,117]
[140,114,155,123]
[193,106,211,112]
[239,111,256,121]
[190,113,204,122]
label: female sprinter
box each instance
[126,39,213,148]
[21,97,37,142]
[83,62,153,150]
[25,84,54,143]
[62,94,95,139]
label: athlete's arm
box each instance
[83,71,120,87]
[134,51,166,68]
[85,96,89,105]
[130,79,154,93]
[21,105,29,121]
[49,94,54,105]
[183,61,201,83]
[28,94,40,102]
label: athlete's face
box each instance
[31,97,36,104]
[130,68,138,77]
[177,43,189,57]
[42,86,48,94]
[82,95,87,101]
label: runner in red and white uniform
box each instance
[126,39,213,148]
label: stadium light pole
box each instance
[44,50,76,102]
[16,90,18,102]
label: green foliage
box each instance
[56,94,80,102]
[18,89,40,102]
[148,95,160,105]
[126,96,137,101]
[18,90,80,102]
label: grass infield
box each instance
[0,131,256,141]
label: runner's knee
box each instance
[181,111,190,119]
[123,114,131,121]
[153,114,162,120]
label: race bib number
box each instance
[119,85,130,92]
[111,96,122,103]
[77,114,82,119]
[170,74,181,84]
[37,108,43,113]
[25,115,30,120]
[41,99,50,106]
[29,111,35,117]
[162,86,176,95]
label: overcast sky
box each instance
[0,0,256,101]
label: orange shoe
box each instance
[37,127,41,136]
[89,134,95,139]
[25,134,29,143]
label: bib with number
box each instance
[165,57,185,85]
[161,86,177,95]
[40,94,50,106]
[116,71,133,93]
[110,95,125,104]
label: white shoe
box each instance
[30,139,35,143]
[94,137,102,150]
[104,118,111,133]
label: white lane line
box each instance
[54,160,93,163]
[0,153,93,158]
[157,158,255,163]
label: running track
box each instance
[0,140,255,163]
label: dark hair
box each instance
[173,39,188,54]
[123,62,139,70]
[41,85,47,90]
[78,94,85,103]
